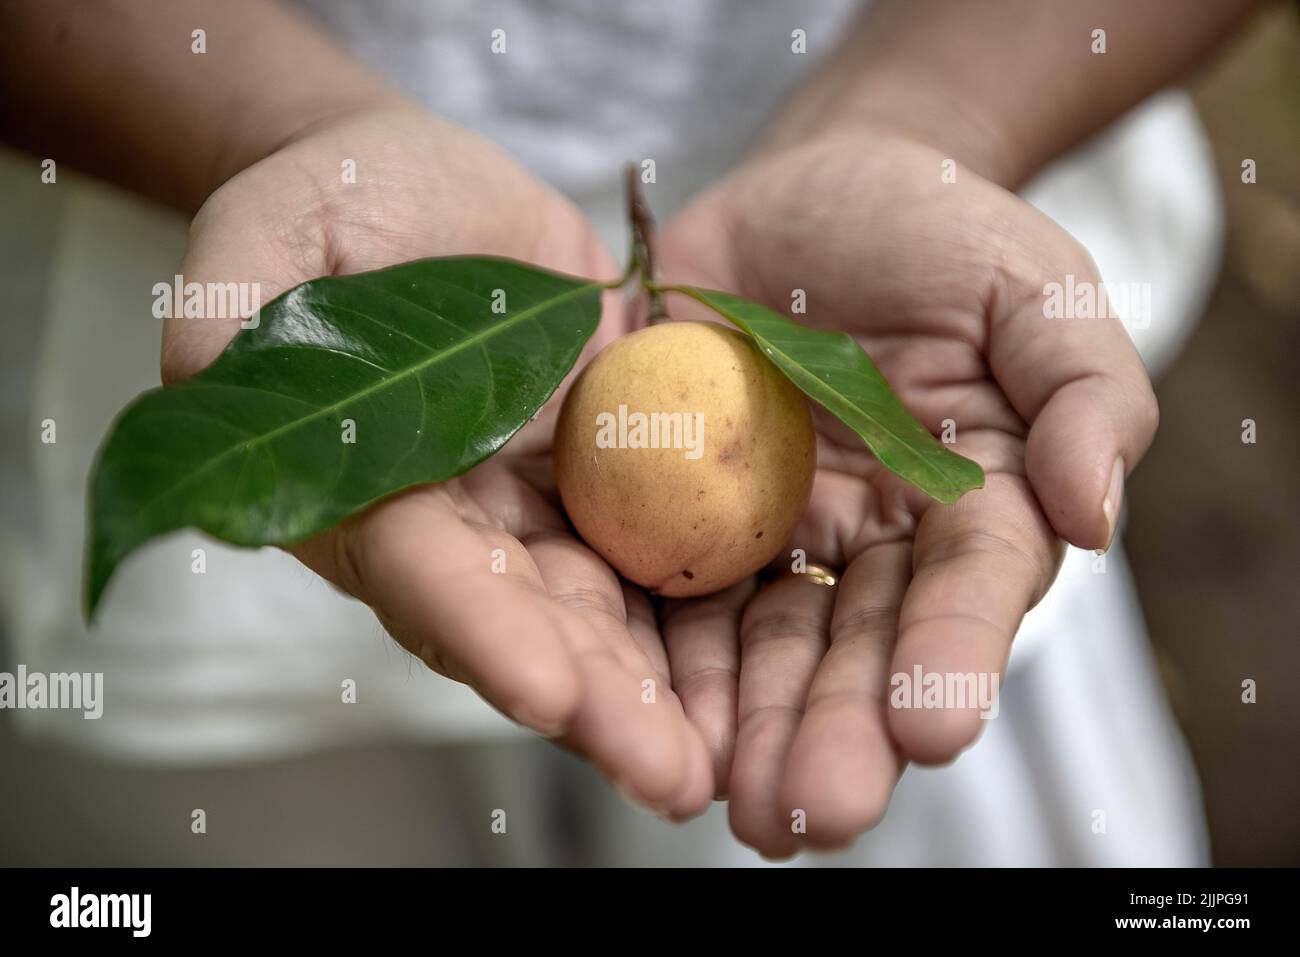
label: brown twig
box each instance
[625,163,669,324]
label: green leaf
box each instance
[86,256,603,618]
[664,286,985,504]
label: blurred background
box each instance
[1,3,1296,866]
[1123,2,1300,866]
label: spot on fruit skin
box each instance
[754,531,763,539]
[718,440,748,468]
[681,570,694,580]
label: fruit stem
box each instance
[625,163,670,324]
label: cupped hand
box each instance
[163,103,712,818]
[656,130,1158,854]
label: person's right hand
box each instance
[654,128,1159,853]
[163,101,714,819]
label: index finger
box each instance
[886,472,1062,764]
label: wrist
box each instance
[754,69,1026,189]
[202,83,405,205]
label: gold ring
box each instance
[783,563,839,588]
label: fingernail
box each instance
[1098,457,1125,554]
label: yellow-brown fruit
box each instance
[554,320,816,597]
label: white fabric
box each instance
[0,0,1217,864]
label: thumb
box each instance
[988,206,1159,551]
[161,183,325,384]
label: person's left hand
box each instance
[654,130,1158,856]
[164,104,714,818]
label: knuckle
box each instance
[829,605,898,647]
[551,582,624,622]
[741,611,827,649]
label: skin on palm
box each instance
[555,321,816,597]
